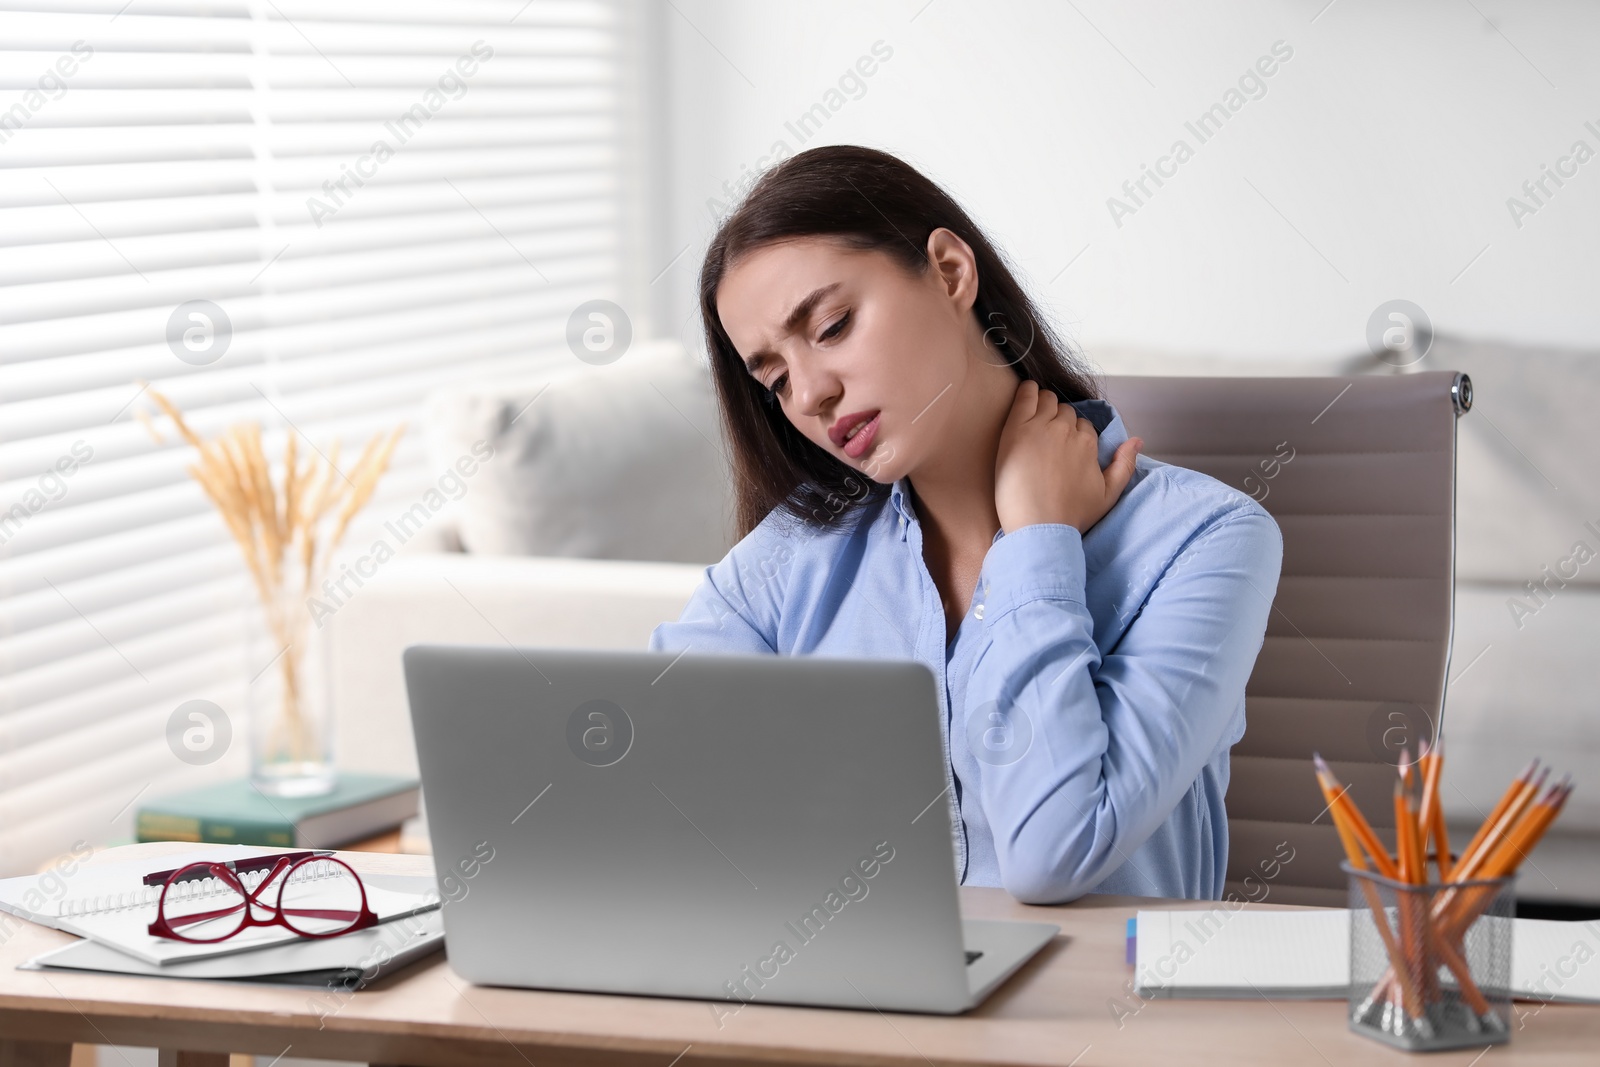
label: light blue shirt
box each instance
[648,398,1283,903]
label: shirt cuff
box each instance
[978,522,1088,623]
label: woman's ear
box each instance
[924,227,979,311]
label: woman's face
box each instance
[715,232,995,484]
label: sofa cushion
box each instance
[425,340,736,564]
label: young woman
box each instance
[648,145,1283,904]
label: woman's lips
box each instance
[842,412,880,459]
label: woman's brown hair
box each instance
[699,144,1099,538]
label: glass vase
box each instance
[247,565,337,797]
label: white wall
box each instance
[652,0,1600,363]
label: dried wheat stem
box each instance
[330,425,405,552]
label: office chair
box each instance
[1101,370,1472,906]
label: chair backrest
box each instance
[1101,371,1472,905]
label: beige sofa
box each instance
[329,336,1600,906]
[327,339,725,774]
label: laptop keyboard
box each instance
[965,950,984,965]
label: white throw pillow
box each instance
[425,341,736,564]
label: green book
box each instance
[136,774,420,849]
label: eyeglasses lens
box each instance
[162,863,249,941]
[277,858,366,936]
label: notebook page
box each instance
[0,845,269,928]
[1512,918,1600,1003]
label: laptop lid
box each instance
[403,644,974,1014]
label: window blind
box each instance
[0,0,647,874]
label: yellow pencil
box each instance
[1313,754,1397,879]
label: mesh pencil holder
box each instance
[1344,861,1514,1051]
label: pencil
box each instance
[1429,765,1547,933]
[1321,770,1426,1021]
[1392,777,1423,1008]
[1314,754,1398,879]
[1396,768,1414,873]
[1419,737,1452,879]
[1432,930,1492,1015]
[1403,784,1444,1003]
[1408,790,1429,884]
[1450,758,1536,878]
[1480,778,1570,881]
[1439,781,1571,941]
[1451,765,1549,884]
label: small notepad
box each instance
[1135,908,1350,998]
[1134,909,1600,1004]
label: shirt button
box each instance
[973,603,984,620]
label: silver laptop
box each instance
[403,644,1058,1015]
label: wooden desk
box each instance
[2,843,1596,1067]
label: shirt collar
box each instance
[888,397,1129,529]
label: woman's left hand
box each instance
[994,379,1143,534]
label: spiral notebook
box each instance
[25,896,444,986]
[0,844,440,966]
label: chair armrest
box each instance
[327,553,705,777]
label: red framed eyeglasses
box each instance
[147,854,379,943]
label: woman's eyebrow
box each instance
[742,282,842,374]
